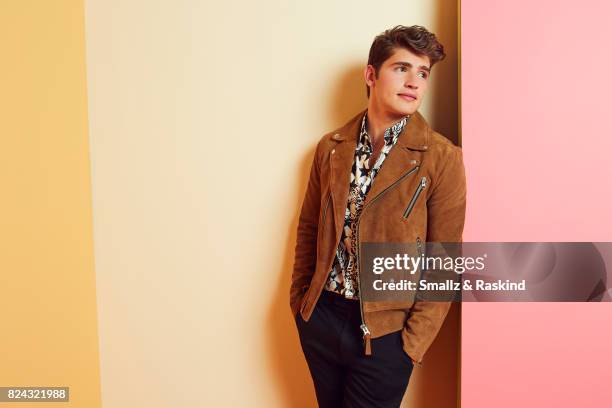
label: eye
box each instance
[417,71,428,79]
[395,66,408,72]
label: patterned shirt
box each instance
[324,110,410,299]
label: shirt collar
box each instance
[359,111,410,147]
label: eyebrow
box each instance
[392,61,431,73]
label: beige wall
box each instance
[85,1,458,406]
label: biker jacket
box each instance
[290,108,467,365]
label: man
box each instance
[290,25,466,407]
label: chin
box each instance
[391,104,417,117]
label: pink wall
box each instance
[461,0,612,406]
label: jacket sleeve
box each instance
[402,145,467,365]
[289,141,323,317]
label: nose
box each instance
[404,72,418,89]
[404,79,418,90]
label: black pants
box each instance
[295,289,413,408]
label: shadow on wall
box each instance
[262,62,369,408]
[266,2,459,406]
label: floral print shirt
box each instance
[324,110,410,299]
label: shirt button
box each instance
[410,159,417,165]
[331,149,336,154]
[333,133,341,140]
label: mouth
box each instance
[398,93,417,102]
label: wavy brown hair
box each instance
[366,25,446,97]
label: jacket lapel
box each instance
[363,112,430,205]
[328,108,431,242]
[329,111,362,242]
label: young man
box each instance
[290,25,466,407]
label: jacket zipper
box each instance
[413,236,425,367]
[321,191,331,227]
[402,176,427,219]
[355,165,420,355]
[416,236,423,257]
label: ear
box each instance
[364,65,376,88]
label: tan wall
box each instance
[0,1,102,407]
[84,1,458,406]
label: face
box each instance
[365,47,431,118]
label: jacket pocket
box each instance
[316,190,332,261]
[402,176,427,219]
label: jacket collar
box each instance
[332,108,431,151]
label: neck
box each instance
[365,100,407,141]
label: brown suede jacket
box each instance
[290,108,467,365]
